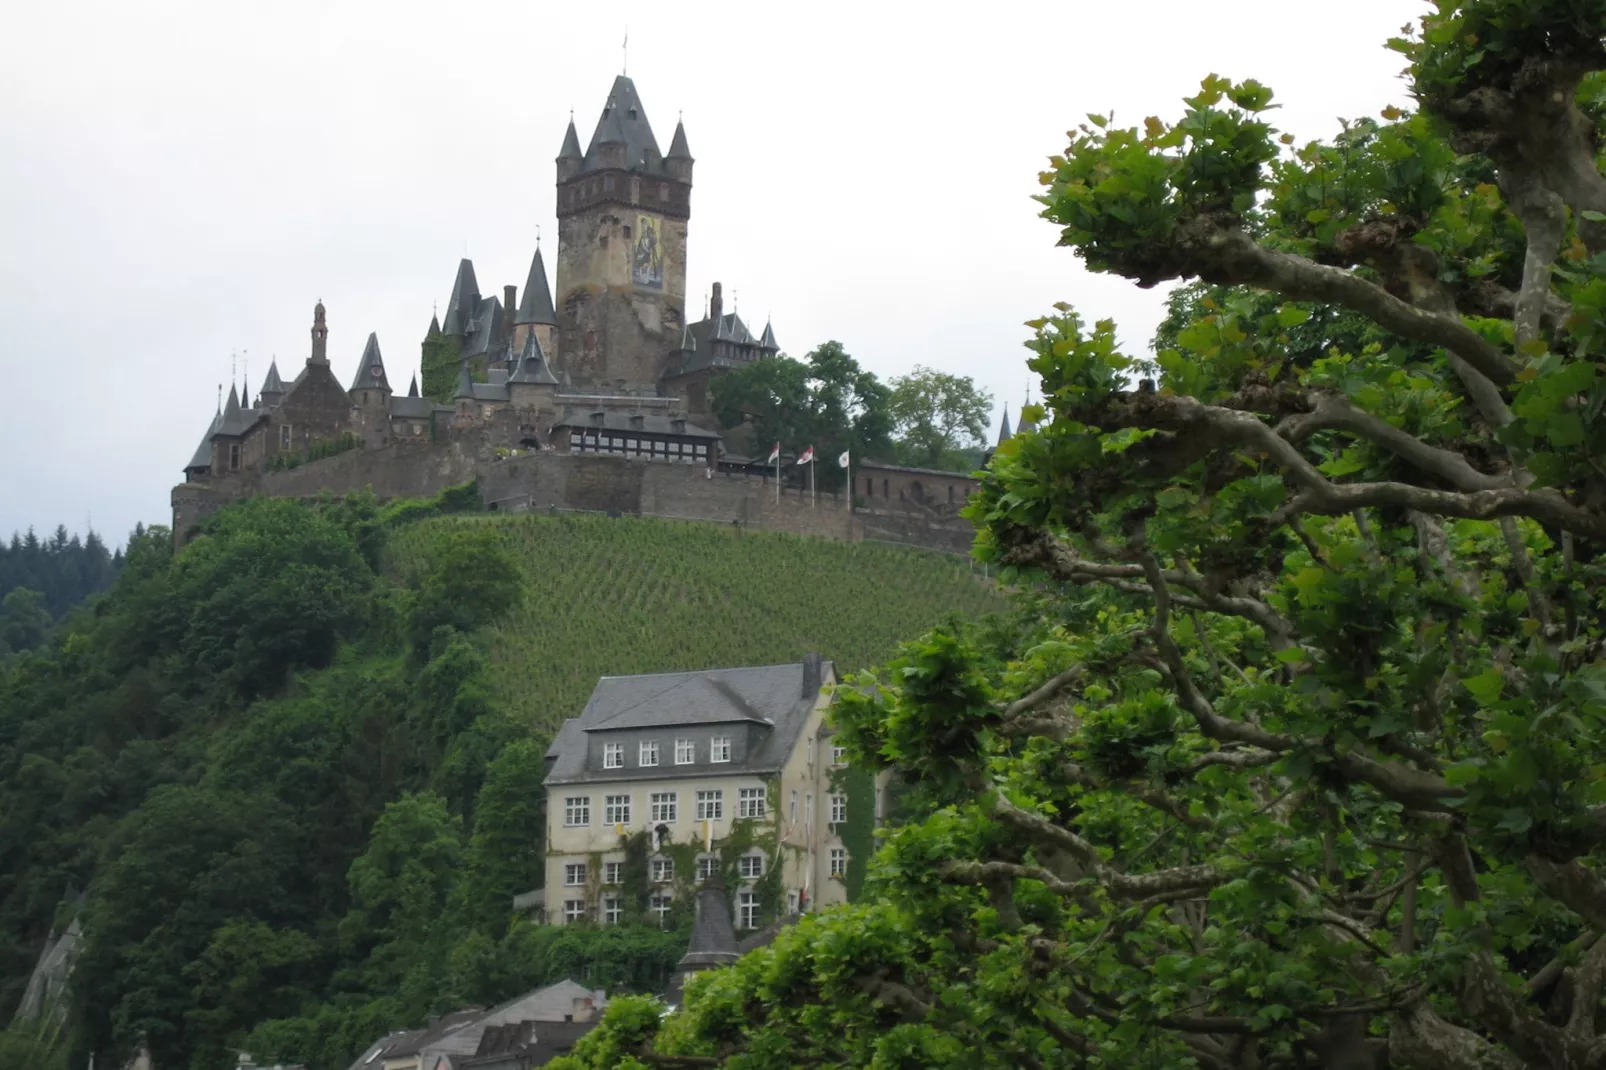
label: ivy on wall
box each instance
[832,765,876,902]
[420,330,462,405]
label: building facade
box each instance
[542,657,854,931]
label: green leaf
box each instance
[1463,667,1504,706]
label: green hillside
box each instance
[388,514,1005,736]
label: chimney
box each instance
[709,281,723,321]
[801,652,823,697]
[505,284,517,314]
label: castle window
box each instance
[738,855,763,880]
[622,224,631,239]
[695,789,723,821]
[675,738,694,764]
[280,425,292,449]
[830,794,847,824]
[737,891,759,930]
[830,848,847,878]
[651,857,675,883]
[229,443,240,470]
[603,743,623,769]
[604,175,615,192]
[883,478,889,497]
[949,485,955,503]
[630,178,640,202]
[660,183,669,202]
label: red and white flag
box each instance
[767,442,780,463]
[796,446,814,465]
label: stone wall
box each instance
[174,441,972,554]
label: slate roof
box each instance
[509,331,559,385]
[558,118,583,162]
[462,296,506,360]
[442,259,481,337]
[185,410,221,471]
[582,75,667,176]
[551,409,720,440]
[259,360,286,398]
[349,332,389,392]
[390,394,449,419]
[679,883,740,969]
[544,660,830,786]
[515,247,558,326]
[664,311,775,378]
[216,383,266,438]
[408,373,419,397]
[997,404,1012,446]
[667,119,692,160]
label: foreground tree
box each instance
[556,4,1606,1067]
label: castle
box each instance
[172,74,980,553]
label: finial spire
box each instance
[622,27,628,74]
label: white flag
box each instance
[767,442,780,463]
[838,450,850,468]
[796,446,814,465]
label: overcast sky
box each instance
[0,0,1415,543]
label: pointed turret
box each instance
[758,318,778,352]
[515,246,558,326]
[427,312,441,337]
[442,259,480,338]
[408,373,419,398]
[666,118,693,184]
[508,329,559,385]
[185,409,222,476]
[997,405,1013,446]
[223,382,241,422]
[1017,393,1038,435]
[259,360,287,408]
[581,75,665,175]
[350,332,390,393]
[454,359,475,401]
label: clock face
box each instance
[371,366,382,378]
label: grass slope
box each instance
[387,514,1006,736]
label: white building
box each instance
[542,655,854,929]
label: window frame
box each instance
[564,899,586,922]
[602,742,624,769]
[650,857,675,883]
[738,787,767,818]
[710,735,732,763]
[564,862,588,887]
[696,855,718,881]
[564,796,591,827]
[737,854,764,880]
[675,738,695,765]
[603,861,623,884]
[650,791,678,824]
[830,793,847,824]
[604,794,631,825]
[830,847,847,878]
[639,740,659,767]
[695,789,724,821]
[737,891,759,930]
[602,895,622,925]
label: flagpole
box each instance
[775,447,780,504]
[810,456,816,508]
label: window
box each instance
[789,790,798,823]
[675,738,695,765]
[832,745,847,767]
[229,443,241,469]
[564,797,591,826]
[830,848,847,878]
[738,855,764,880]
[564,863,588,886]
[603,861,623,884]
[804,793,813,831]
[639,740,659,767]
[603,743,624,769]
[711,736,732,763]
[866,477,873,497]
[787,890,800,914]
[737,891,759,930]
[604,174,615,192]
[696,789,724,821]
[564,899,586,922]
[660,182,670,202]
[651,792,678,823]
[830,794,847,824]
[807,738,816,766]
[650,893,672,924]
[883,478,889,497]
[696,855,718,881]
[651,857,675,883]
[280,425,292,448]
[738,788,766,818]
[604,794,631,824]
[602,895,622,925]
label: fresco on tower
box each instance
[632,214,664,290]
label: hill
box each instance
[0,494,1006,1070]
[387,513,1006,738]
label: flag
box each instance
[837,449,850,468]
[767,443,780,463]
[796,446,814,465]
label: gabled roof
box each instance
[349,332,389,392]
[664,311,772,378]
[515,246,558,326]
[582,75,666,176]
[461,296,505,359]
[442,259,480,337]
[586,674,777,732]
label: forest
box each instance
[0,490,1001,1070]
[0,526,122,656]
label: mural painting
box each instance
[632,214,664,290]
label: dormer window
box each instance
[628,107,638,119]
[603,743,624,769]
[711,736,732,763]
[675,738,695,765]
[639,740,659,767]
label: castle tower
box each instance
[554,76,692,389]
[310,300,329,365]
[513,244,558,357]
[350,332,392,447]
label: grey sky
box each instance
[0,0,1412,543]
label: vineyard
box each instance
[386,513,1007,736]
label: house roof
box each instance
[461,296,506,360]
[390,394,450,419]
[544,660,831,786]
[551,409,720,440]
[185,409,221,471]
[663,312,772,378]
[260,359,286,397]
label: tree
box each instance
[887,365,992,470]
[709,342,893,490]
[558,4,1606,1067]
[459,740,547,936]
[0,588,52,656]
